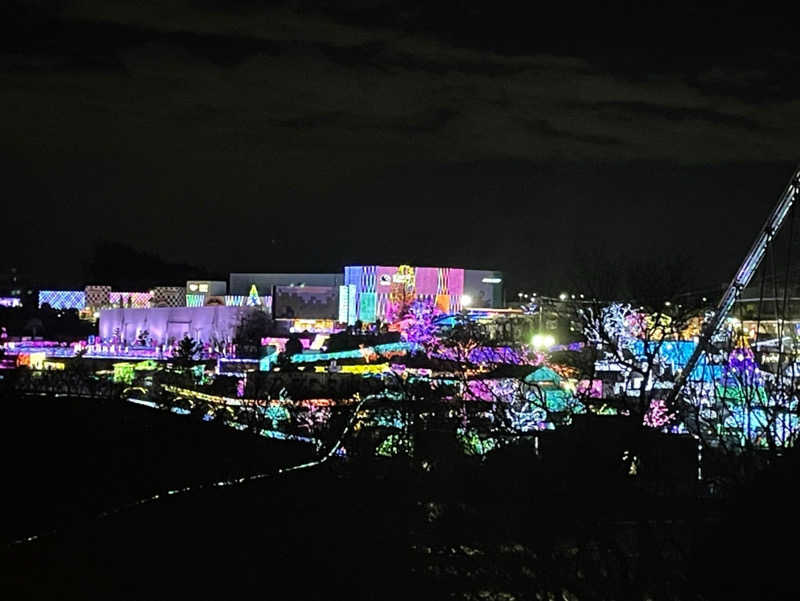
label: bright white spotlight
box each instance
[461,294,473,307]
[531,334,556,349]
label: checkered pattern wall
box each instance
[152,287,184,307]
[109,292,153,308]
[85,286,112,309]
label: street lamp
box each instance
[532,334,556,349]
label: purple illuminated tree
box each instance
[727,344,759,379]
[401,299,441,350]
[643,399,675,428]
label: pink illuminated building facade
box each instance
[340,265,503,324]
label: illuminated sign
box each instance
[393,265,415,285]
[481,277,502,284]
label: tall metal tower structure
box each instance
[667,165,800,405]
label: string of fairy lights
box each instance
[6,392,373,549]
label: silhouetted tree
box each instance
[284,334,303,356]
[173,335,201,368]
[234,310,272,359]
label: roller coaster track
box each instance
[667,165,800,404]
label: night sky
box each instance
[2,2,797,294]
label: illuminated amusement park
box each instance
[7,3,800,596]
[5,169,800,598]
[5,169,800,463]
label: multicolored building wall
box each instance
[35,266,502,324]
[342,265,466,323]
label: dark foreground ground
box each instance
[2,395,800,600]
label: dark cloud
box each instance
[273,106,458,133]
[522,119,622,147]
[575,101,766,131]
[1,1,797,292]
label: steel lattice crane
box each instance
[666,165,800,405]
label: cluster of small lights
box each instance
[516,291,586,302]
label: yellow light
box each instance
[30,352,46,370]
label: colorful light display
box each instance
[109,292,153,308]
[401,299,442,348]
[582,302,638,351]
[289,342,415,364]
[19,352,47,369]
[0,297,22,308]
[247,284,262,306]
[186,294,206,307]
[289,319,336,333]
[314,363,390,374]
[359,292,377,323]
[113,363,136,384]
[344,265,466,323]
[643,399,675,428]
[38,290,86,310]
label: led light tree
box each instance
[246,284,262,307]
[401,299,442,350]
[578,297,698,421]
[643,399,675,428]
[679,325,800,480]
[563,256,712,484]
